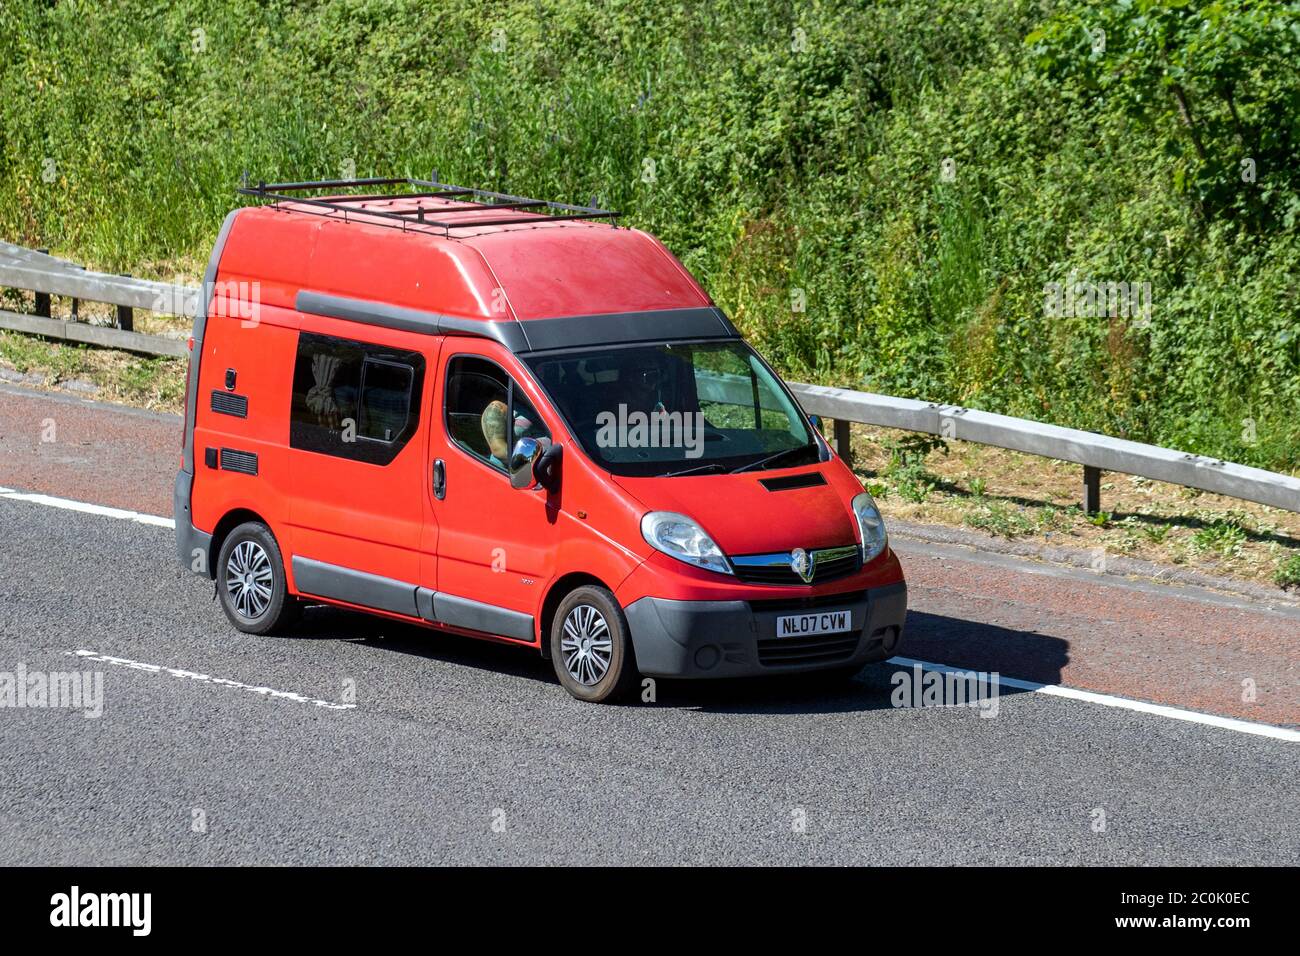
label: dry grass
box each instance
[0,329,185,410]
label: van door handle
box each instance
[432,458,446,500]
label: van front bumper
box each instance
[623,580,907,679]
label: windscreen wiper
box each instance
[657,462,728,478]
[730,443,817,474]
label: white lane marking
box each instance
[0,488,174,528]
[70,650,354,712]
[4,486,1295,740]
[890,656,1300,743]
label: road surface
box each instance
[1,383,1296,864]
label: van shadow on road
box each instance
[281,605,1068,717]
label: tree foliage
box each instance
[1,0,1297,470]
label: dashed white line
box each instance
[2,484,1295,741]
[70,649,353,711]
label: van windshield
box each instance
[523,340,818,477]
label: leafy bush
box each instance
[2,0,1297,473]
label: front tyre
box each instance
[550,586,639,703]
[216,521,300,635]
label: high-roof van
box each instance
[175,177,907,702]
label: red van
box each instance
[174,177,906,702]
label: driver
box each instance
[481,399,544,471]
[481,400,510,468]
[620,356,667,416]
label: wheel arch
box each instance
[538,572,613,659]
[207,508,275,579]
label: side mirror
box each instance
[509,436,557,490]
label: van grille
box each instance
[757,631,861,667]
[732,546,860,586]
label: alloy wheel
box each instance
[225,540,273,619]
[560,604,612,685]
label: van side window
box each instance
[445,356,550,473]
[290,332,425,466]
[359,358,414,442]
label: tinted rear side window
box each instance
[290,332,425,465]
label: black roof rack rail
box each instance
[235,174,620,234]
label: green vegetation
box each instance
[962,500,1073,538]
[882,433,948,502]
[3,0,1298,471]
[964,501,1037,538]
[1276,552,1300,589]
[1191,515,1249,557]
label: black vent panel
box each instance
[759,472,827,492]
[749,590,866,614]
[220,448,258,476]
[210,390,248,417]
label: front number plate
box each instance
[776,609,852,638]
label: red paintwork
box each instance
[188,201,905,649]
[612,459,866,554]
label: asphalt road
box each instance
[1,384,1297,864]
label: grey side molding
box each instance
[292,557,420,618]
[286,558,536,642]
[419,588,535,642]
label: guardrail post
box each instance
[1083,465,1102,514]
[34,249,51,317]
[70,297,78,322]
[116,274,133,331]
[834,419,853,469]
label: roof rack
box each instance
[235,174,620,234]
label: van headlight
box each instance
[851,492,888,563]
[640,511,732,576]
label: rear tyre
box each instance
[215,521,300,635]
[549,586,639,703]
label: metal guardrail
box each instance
[0,241,195,358]
[3,243,1297,515]
[789,384,1300,515]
